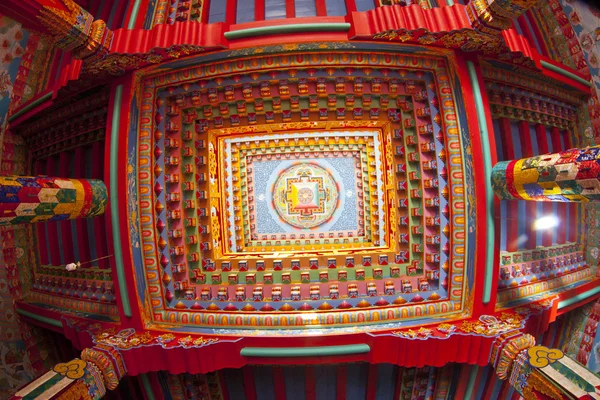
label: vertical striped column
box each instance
[498,118,519,252]
[551,127,567,244]
[535,124,554,246]
[518,121,537,249]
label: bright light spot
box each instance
[258,194,265,201]
[516,234,528,247]
[533,215,559,231]
[346,190,353,198]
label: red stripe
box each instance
[255,0,265,20]
[365,364,378,400]
[517,15,537,52]
[453,365,471,399]
[393,366,403,400]
[286,0,295,18]
[525,10,550,56]
[519,121,537,249]
[305,366,316,400]
[568,204,578,242]
[316,0,327,16]
[226,0,237,25]
[273,367,286,400]
[242,366,257,400]
[345,0,357,13]
[336,365,347,400]
[481,369,497,400]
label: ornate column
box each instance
[492,146,600,202]
[467,0,541,33]
[10,345,125,399]
[0,175,107,226]
[490,334,600,399]
[0,0,113,63]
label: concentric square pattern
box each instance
[135,50,472,330]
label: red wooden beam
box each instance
[286,0,295,18]
[365,364,378,400]
[226,0,238,25]
[336,365,347,400]
[499,118,519,252]
[242,366,258,400]
[345,0,357,13]
[525,10,550,57]
[305,366,316,400]
[73,147,91,266]
[273,367,286,400]
[519,120,537,250]
[255,0,265,20]
[316,0,327,16]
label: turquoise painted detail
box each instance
[225,23,351,40]
[558,286,600,309]
[446,0,455,5]
[467,61,495,305]
[140,374,156,400]
[8,92,52,122]
[16,308,63,328]
[111,85,132,317]
[127,0,143,29]
[241,344,370,357]
[463,365,479,400]
[541,60,592,88]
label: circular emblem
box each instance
[272,163,339,229]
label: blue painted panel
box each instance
[208,0,226,23]
[265,0,287,19]
[492,119,504,161]
[375,364,396,399]
[315,365,337,399]
[325,0,347,15]
[295,0,317,17]
[346,363,368,400]
[284,366,306,400]
[237,0,256,23]
[254,366,276,400]
[530,125,540,156]
[355,0,375,12]
[224,368,246,400]
[517,201,527,250]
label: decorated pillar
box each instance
[10,345,125,399]
[490,334,600,399]
[0,0,112,63]
[0,175,108,226]
[491,146,600,202]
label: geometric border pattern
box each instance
[135,49,471,330]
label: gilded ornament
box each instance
[53,359,88,379]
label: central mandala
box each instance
[272,163,339,229]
